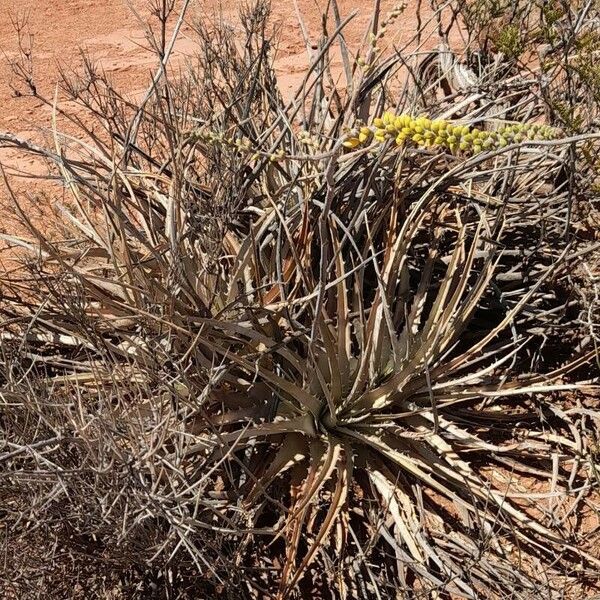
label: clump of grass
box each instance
[495,24,525,58]
[1,1,599,598]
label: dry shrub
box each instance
[1,1,599,598]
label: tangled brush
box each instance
[1,1,599,599]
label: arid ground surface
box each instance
[0,0,416,140]
[0,0,441,240]
[0,0,415,225]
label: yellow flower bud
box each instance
[383,112,395,125]
[343,137,361,149]
[362,112,561,155]
[415,117,430,129]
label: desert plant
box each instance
[1,1,599,599]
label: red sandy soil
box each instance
[0,0,420,222]
[0,0,446,238]
[0,1,372,239]
[0,0,414,140]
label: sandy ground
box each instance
[0,0,444,238]
[0,0,409,138]
[0,0,416,238]
[0,0,418,213]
